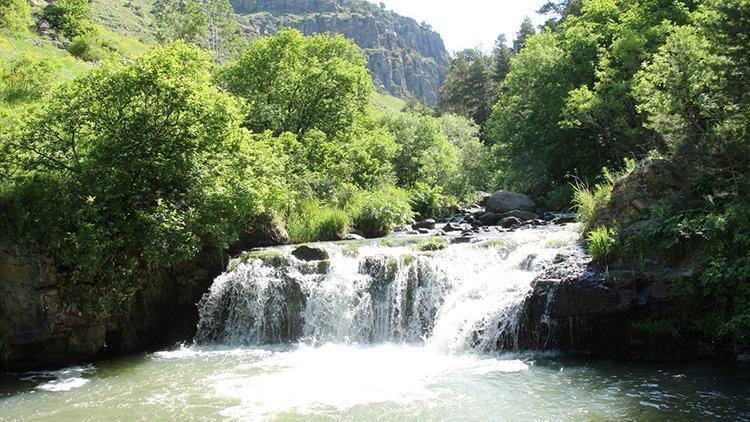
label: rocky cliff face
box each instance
[506,249,733,361]
[231,0,450,104]
[0,242,222,370]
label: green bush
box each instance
[586,226,618,265]
[68,33,111,62]
[347,187,413,238]
[44,0,93,39]
[409,182,452,220]
[287,198,350,243]
[0,55,60,103]
[0,0,34,32]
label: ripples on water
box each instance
[1,345,749,420]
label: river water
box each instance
[1,225,749,420]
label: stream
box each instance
[1,224,749,420]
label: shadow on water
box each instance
[531,356,750,421]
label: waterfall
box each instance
[195,225,582,353]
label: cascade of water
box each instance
[195,225,582,352]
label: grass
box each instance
[287,198,350,243]
[586,226,618,264]
[0,32,91,80]
[417,238,447,252]
[90,0,158,45]
[371,91,406,115]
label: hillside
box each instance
[231,0,450,104]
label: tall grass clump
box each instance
[287,198,350,243]
[347,187,413,238]
[586,226,618,264]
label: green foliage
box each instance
[409,182,452,220]
[2,42,284,315]
[438,49,497,127]
[287,198,350,243]
[67,33,112,62]
[586,226,618,264]
[153,0,240,61]
[0,55,60,104]
[380,111,461,193]
[0,0,33,32]
[217,29,372,138]
[572,180,613,232]
[44,0,94,39]
[346,187,413,238]
[486,0,695,196]
[417,238,448,252]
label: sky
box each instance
[372,0,551,53]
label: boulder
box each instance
[500,210,540,222]
[499,217,522,229]
[412,219,436,230]
[479,212,502,226]
[291,245,329,261]
[486,190,537,215]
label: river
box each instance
[1,224,749,420]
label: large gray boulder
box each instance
[486,190,537,214]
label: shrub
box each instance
[586,226,618,264]
[287,198,350,243]
[0,55,60,103]
[347,187,413,238]
[44,0,93,39]
[572,181,612,232]
[0,0,34,32]
[409,182,452,220]
[68,33,111,62]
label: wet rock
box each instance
[291,245,329,261]
[500,210,539,222]
[479,212,502,226]
[486,190,537,215]
[417,228,431,235]
[450,236,475,244]
[443,222,463,232]
[413,219,436,230]
[477,192,492,206]
[499,217,522,229]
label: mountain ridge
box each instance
[231,0,450,103]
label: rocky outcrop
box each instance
[232,0,450,104]
[0,242,225,370]
[506,251,733,360]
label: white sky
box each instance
[371,0,551,53]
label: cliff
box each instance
[231,0,450,104]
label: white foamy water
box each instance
[195,225,583,352]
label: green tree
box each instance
[438,49,496,127]
[154,0,240,60]
[513,17,537,53]
[380,111,461,195]
[4,42,285,313]
[43,0,93,39]
[217,29,372,139]
[0,0,34,32]
[492,34,512,85]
